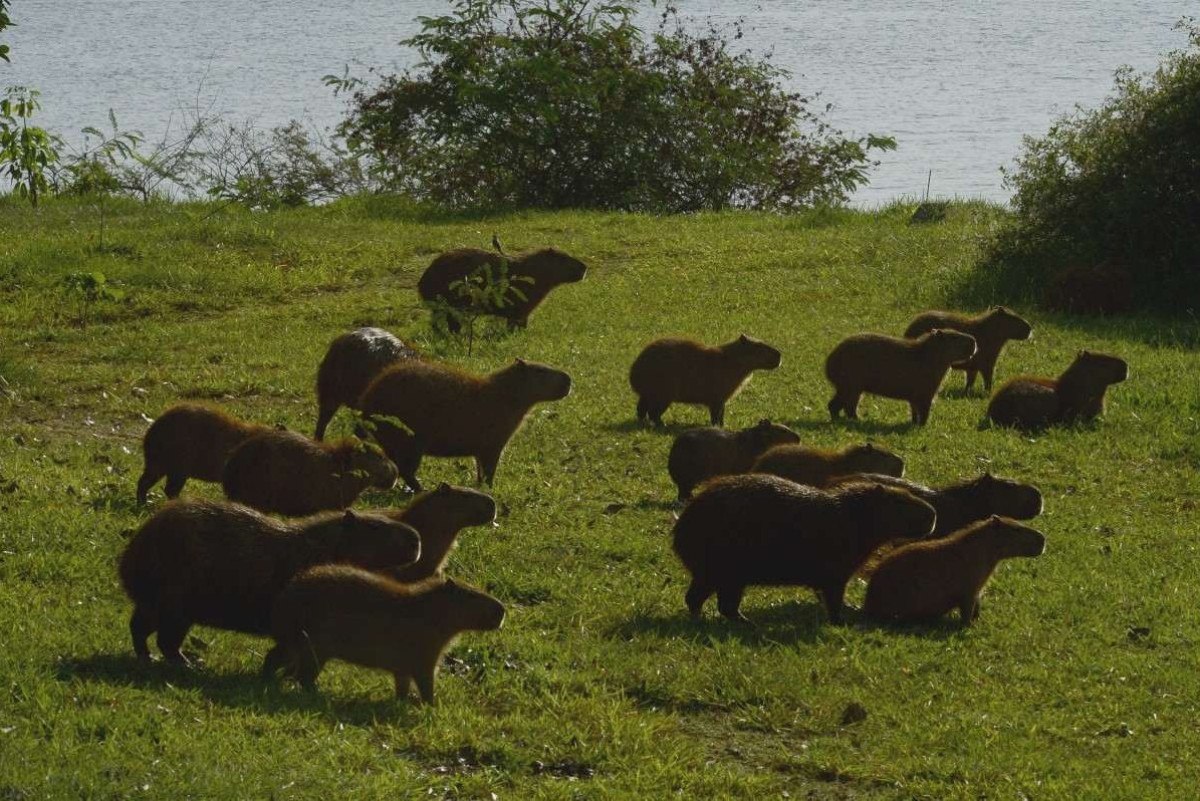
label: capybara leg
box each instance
[677,487,691,503]
[648,401,669,427]
[684,579,714,618]
[314,404,336,441]
[129,606,156,663]
[910,398,932,426]
[964,368,978,393]
[845,393,861,420]
[414,669,436,705]
[981,364,996,393]
[959,596,980,625]
[716,584,749,623]
[476,449,502,486]
[445,315,463,335]
[393,673,413,699]
[708,403,725,427]
[261,644,291,680]
[821,584,848,624]
[163,474,187,499]
[636,397,649,423]
[827,395,842,420]
[156,617,191,665]
[136,469,163,504]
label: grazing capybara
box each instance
[314,327,419,440]
[418,247,588,331]
[825,329,977,425]
[630,335,782,426]
[262,567,505,703]
[136,404,271,503]
[864,516,1045,625]
[357,358,572,490]
[1044,262,1133,316]
[750,442,905,488]
[667,419,800,501]
[118,500,421,664]
[671,474,936,623]
[985,350,1129,429]
[221,430,398,517]
[386,483,497,582]
[904,307,1032,392]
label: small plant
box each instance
[61,271,125,326]
[427,259,533,355]
[57,112,143,251]
[0,87,61,208]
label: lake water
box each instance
[6,1,1194,205]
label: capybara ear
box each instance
[444,576,458,588]
[864,442,876,451]
[437,482,451,492]
[1078,349,1088,357]
[739,333,749,342]
[514,357,527,366]
[342,509,357,525]
[989,513,1001,522]
[758,418,771,426]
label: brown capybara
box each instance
[985,350,1129,429]
[418,247,588,331]
[137,404,271,503]
[630,335,782,426]
[221,430,398,517]
[314,327,420,440]
[825,329,977,425]
[750,442,905,488]
[1044,262,1133,316]
[357,358,572,490]
[904,306,1033,392]
[671,474,936,623]
[262,567,505,703]
[667,419,800,501]
[118,500,421,664]
[864,516,1045,625]
[386,483,497,582]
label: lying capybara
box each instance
[750,442,905,487]
[221,430,398,517]
[667,420,800,501]
[904,306,1032,392]
[263,567,505,703]
[118,500,421,663]
[357,358,572,490]
[137,404,271,503]
[985,350,1129,429]
[386,483,497,582]
[418,247,588,331]
[630,335,782,426]
[314,327,420,440]
[825,330,977,425]
[672,474,936,623]
[864,516,1045,625]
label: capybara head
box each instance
[925,329,978,363]
[1072,350,1129,385]
[438,577,507,631]
[423,483,498,528]
[526,248,588,284]
[334,510,422,569]
[980,515,1047,558]
[843,482,937,542]
[973,473,1043,520]
[345,439,399,490]
[989,306,1033,341]
[503,358,573,401]
[728,334,783,370]
[741,419,801,453]
[843,443,905,478]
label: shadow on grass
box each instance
[783,417,918,436]
[600,419,699,436]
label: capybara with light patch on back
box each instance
[904,306,1032,392]
[750,442,905,488]
[315,327,419,440]
[864,516,1045,625]
[386,483,497,582]
[630,335,782,426]
[262,567,505,703]
[825,330,977,425]
[668,419,800,501]
[672,474,936,623]
[221,430,398,516]
[357,358,572,490]
[986,350,1129,429]
[137,404,271,503]
[118,500,421,664]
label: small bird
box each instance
[492,233,505,255]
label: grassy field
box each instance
[1,196,1198,799]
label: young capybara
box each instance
[418,247,588,331]
[825,329,977,425]
[221,430,398,517]
[864,516,1045,625]
[136,403,271,503]
[904,306,1033,392]
[314,327,420,440]
[985,350,1129,429]
[667,419,800,501]
[262,567,505,703]
[118,500,421,664]
[630,335,782,426]
[671,474,937,623]
[357,358,572,490]
[750,442,905,488]
[386,483,497,582]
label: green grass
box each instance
[1,196,1198,799]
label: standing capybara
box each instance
[357,358,572,490]
[314,327,420,440]
[630,335,782,426]
[904,307,1033,392]
[825,330,977,425]
[864,516,1045,625]
[386,483,497,582]
[136,404,271,503]
[750,442,905,488]
[418,247,588,331]
[667,420,800,501]
[118,500,421,664]
[672,474,936,623]
[262,568,505,703]
[221,430,398,517]
[985,350,1129,429]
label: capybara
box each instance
[418,247,588,331]
[667,419,800,501]
[985,350,1129,429]
[386,483,497,582]
[221,430,398,517]
[750,442,905,488]
[671,474,936,623]
[825,329,977,425]
[357,358,572,490]
[904,306,1032,392]
[137,404,271,503]
[314,327,420,440]
[864,516,1045,625]
[118,500,421,664]
[262,567,505,703]
[1044,262,1133,316]
[630,335,782,426]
